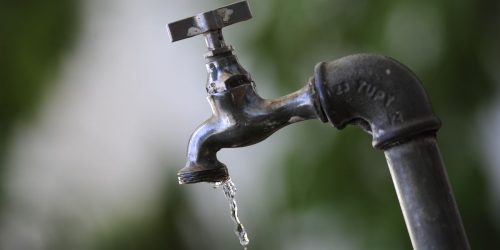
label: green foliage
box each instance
[0,0,79,212]
[0,0,79,130]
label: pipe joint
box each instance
[313,54,441,149]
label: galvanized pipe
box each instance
[314,54,470,249]
[385,135,470,249]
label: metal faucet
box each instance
[167,1,470,249]
[168,1,322,184]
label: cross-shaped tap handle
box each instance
[167,1,252,52]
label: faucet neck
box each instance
[203,30,232,55]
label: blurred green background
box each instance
[1,0,499,249]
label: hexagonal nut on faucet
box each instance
[205,55,253,94]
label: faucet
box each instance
[167,1,470,249]
[168,1,323,184]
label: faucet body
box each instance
[167,1,470,249]
[178,52,322,183]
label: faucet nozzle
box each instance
[178,164,229,184]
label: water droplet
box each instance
[217,179,250,247]
[212,181,223,189]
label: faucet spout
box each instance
[178,79,324,184]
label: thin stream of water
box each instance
[214,179,250,248]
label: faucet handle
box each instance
[167,1,252,53]
[167,1,252,42]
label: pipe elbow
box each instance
[313,54,441,149]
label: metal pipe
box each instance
[313,54,470,249]
[385,135,470,249]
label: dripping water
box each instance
[213,179,250,248]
